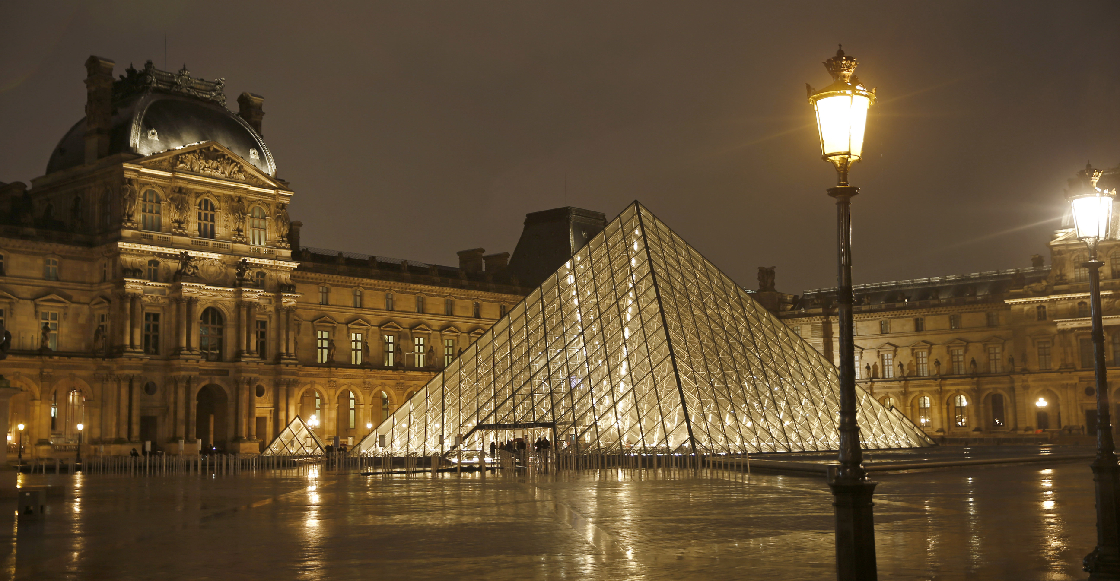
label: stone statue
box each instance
[93,326,105,354]
[41,201,54,224]
[121,179,138,223]
[864,363,871,378]
[1008,355,1015,371]
[757,266,776,292]
[1031,254,1045,268]
[174,251,199,280]
[934,359,941,375]
[327,338,336,363]
[235,258,249,282]
[229,196,248,234]
[274,203,290,240]
[40,322,52,351]
[969,357,978,374]
[898,362,905,378]
[168,188,191,228]
[362,340,371,366]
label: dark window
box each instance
[1037,305,1047,321]
[386,292,394,311]
[199,307,224,361]
[197,198,216,239]
[913,317,924,332]
[473,302,481,318]
[353,288,362,308]
[1114,334,1120,367]
[319,286,329,305]
[879,320,890,334]
[986,311,999,327]
[445,298,454,316]
[256,320,267,360]
[45,258,59,281]
[146,259,159,282]
[1081,337,1096,369]
[949,314,961,330]
[1079,301,1090,318]
[1112,253,1120,279]
[991,394,1005,427]
[1037,341,1052,370]
[143,312,160,355]
[416,295,424,313]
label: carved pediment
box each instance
[347,317,374,328]
[441,325,461,335]
[141,143,275,187]
[380,321,404,332]
[90,296,112,308]
[412,323,433,334]
[34,292,73,306]
[312,315,339,326]
[0,288,18,303]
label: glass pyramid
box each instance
[263,415,327,456]
[356,202,933,456]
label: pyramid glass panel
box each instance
[263,415,327,456]
[356,202,934,456]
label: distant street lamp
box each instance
[1066,163,1120,579]
[16,423,24,469]
[807,46,877,581]
[366,422,373,435]
[76,423,84,471]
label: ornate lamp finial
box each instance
[824,45,859,84]
[1071,162,1104,192]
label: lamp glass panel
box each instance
[813,92,871,160]
[1071,195,1114,241]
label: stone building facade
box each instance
[0,57,536,457]
[775,165,1120,439]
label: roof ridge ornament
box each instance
[113,60,226,107]
[823,45,859,84]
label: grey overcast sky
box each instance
[2,1,1119,293]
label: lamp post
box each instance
[76,423,84,471]
[1066,163,1120,579]
[16,423,24,469]
[807,46,877,581]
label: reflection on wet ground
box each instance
[1,457,1099,580]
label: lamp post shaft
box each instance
[1085,257,1120,579]
[828,185,878,581]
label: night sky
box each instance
[2,2,1118,294]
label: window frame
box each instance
[249,206,267,246]
[198,307,224,362]
[141,189,162,232]
[1037,340,1052,370]
[44,257,59,281]
[414,336,425,367]
[143,311,160,355]
[316,330,331,364]
[197,198,217,239]
[351,332,363,365]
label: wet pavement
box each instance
[0,452,1101,580]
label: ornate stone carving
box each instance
[226,196,248,240]
[173,251,200,280]
[113,61,226,106]
[121,178,139,225]
[197,258,226,283]
[173,146,253,183]
[168,187,191,233]
[274,203,290,246]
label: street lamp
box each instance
[76,423,84,471]
[1066,162,1120,579]
[16,423,24,470]
[807,46,878,581]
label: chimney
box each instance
[457,248,485,274]
[237,92,265,136]
[84,56,115,164]
[484,252,509,273]
[289,220,303,252]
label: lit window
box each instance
[1036,305,1047,321]
[353,288,362,308]
[44,258,59,281]
[913,317,924,332]
[444,338,455,366]
[917,396,931,427]
[952,394,968,428]
[317,330,331,364]
[950,348,965,375]
[915,351,929,377]
[987,345,1002,373]
[414,337,425,367]
[986,312,999,327]
[197,198,216,239]
[879,320,890,334]
[351,332,363,365]
[380,391,390,422]
[881,353,894,379]
[416,295,424,314]
[383,334,395,366]
[386,292,394,311]
[319,286,329,305]
[40,311,59,351]
[445,298,454,316]
[146,259,159,282]
[249,206,267,246]
[349,392,356,429]
[141,190,161,232]
[143,312,160,355]
[1037,341,1052,370]
[199,307,224,361]
[949,314,961,330]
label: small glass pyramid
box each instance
[356,202,933,456]
[263,415,327,456]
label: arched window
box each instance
[66,388,85,442]
[249,206,266,246]
[146,259,159,282]
[1078,301,1090,318]
[917,396,931,427]
[199,307,224,361]
[952,394,968,428]
[882,397,896,410]
[380,391,389,422]
[197,198,216,239]
[141,189,162,231]
[991,393,1005,427]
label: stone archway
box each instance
[197,384,229,452]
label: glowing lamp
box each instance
[1036,398,1048,408]
[1067,163,1115,248]
[77,423,84,431]
[17,424,24,431]
[807,46,876,186]
[366,422,373,430]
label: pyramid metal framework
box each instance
[356,203,933,456]
[263,415,327,456]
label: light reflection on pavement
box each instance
[0,459,1098,580]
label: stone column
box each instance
[129,294,142,350]
[117,376,129,442]
[186,298,198,352]
[327,399,338,441]
[175,298,187,353]
[120,294,132,349]
[246,302,258,355]
[129,377,140,442]
[285,307,294,357]
[171,376,183,440]
[247,382,257,441]
[236,302,247,359]
[185,376,196,442]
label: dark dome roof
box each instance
[47,86,275,177]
